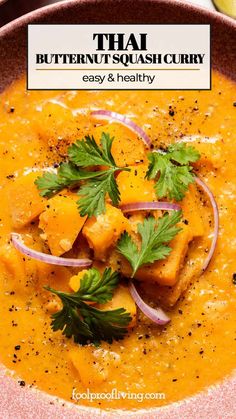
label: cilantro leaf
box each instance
[117,210,182,276]
[35,171,69,198]
[68,133,116,168]
[75,267,119,304]
[146,143,200,201]
[35,163,102,198]
[79,303,131,344]
[51,303,93,343]
[35,133,128,216]
[151,155,195,201]
[78,169,121,217]
[116,231,139,272]
[58,162,103,182]
[44,268,131,344]
[167,142,200,165]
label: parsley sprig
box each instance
[117,210,182,276]
[78,170,121,217]
[35,133,129,217]
[45,267,131,344]
[35,162,102,198]
[146,143,200,201]
[68,132,117,167]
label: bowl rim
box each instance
[0,0,236,37]
[0,0,236,417]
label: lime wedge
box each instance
[213,0,236,18]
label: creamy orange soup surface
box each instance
[0,72,235,409]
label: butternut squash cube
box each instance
[180,184,204,238]
[7,172,46,228]
[70,346,121,387]
[0,242,40,295]
[98,284,136,328]
[140,245,204,307]
[134,224,191,286]
[39,193,87,256]
[109,223,191,287]
[94,122,147,167]
[69,269,88,292]
[116,164,156,205]
[191,140,223,170]
[33,102,78,145]
[0,244,25,283]
[82,204,128,261]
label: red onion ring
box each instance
[91,110,152,148]
[120,201,181,213]
[129,281,170,325]
[195,177,219,271]
[11,233,92,267]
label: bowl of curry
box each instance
[0,0,235,418]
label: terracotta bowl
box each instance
[0,0,236,417]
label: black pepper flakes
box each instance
[232,273,236,285]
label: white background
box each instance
[187,0,215,9]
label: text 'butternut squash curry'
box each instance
[0,71,235,409]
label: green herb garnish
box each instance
[146,143,200,201]
[78,170,121,217]
[117,210,182,276]
[70,133,129,217]
[35,133,129,217]
[45,267,131,345]
[35,162,101,198]
[68,132,117,168]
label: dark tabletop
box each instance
[0,0,62,27]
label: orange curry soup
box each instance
[0,71,235,409]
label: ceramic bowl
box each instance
[0,0,235,417]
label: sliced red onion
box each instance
[91,110,152,148]
[129,281,170,325]
[11,233,92,267]
[195,177,219,271]
[120,201,181,213]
